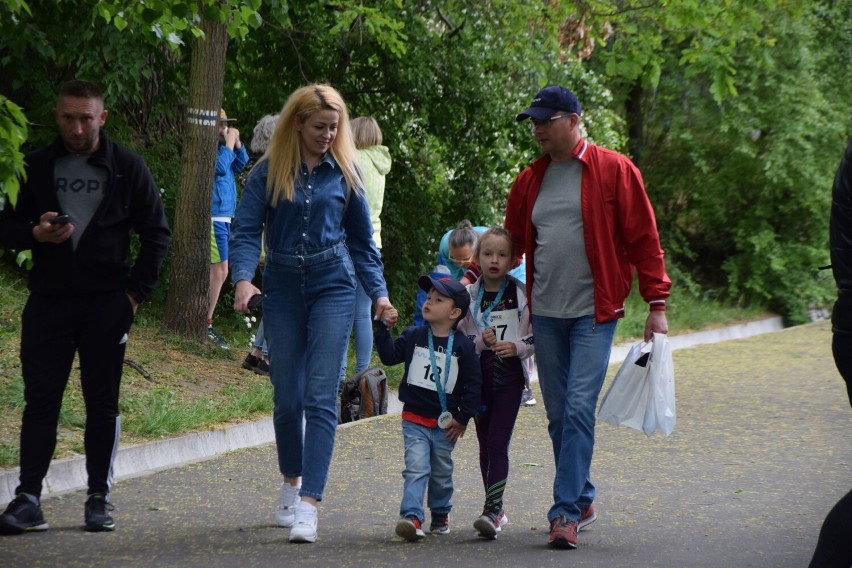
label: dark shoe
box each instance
[548,516,578,549]
[253,358,270,376]
[207,326,230,349]
[242,353,259,371]
[84,494,115,532]
[429,512,450,535]
[0,494,48,534]
[579,502,597,531]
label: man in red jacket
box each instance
[505,85,671,549]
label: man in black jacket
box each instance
[0,80,170,534]
[808,138,852,568]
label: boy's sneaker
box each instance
[548,516,578,549]
[207,326,229,349]
[579,503,597,531]
[0,494,48,534]
[289,501,318,543]
[520,387,536,407]
[395,516,425,542]
[474,509,508,539]
[84,493,115,532]
[429,513,450,535]
[275,482,301,527]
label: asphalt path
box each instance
[1,321,849,567]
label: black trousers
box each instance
[831,332,852,409]
[16,292,133,498]
[808,331,852,567]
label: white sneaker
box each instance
[520,388,536,407]
[275,482,301,527]
[289,501,318,543]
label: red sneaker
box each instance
[548,516,579,549]
[395,516,425,542]
[579,503,597,531]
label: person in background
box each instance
[0,80,170,534]
[808,138,852,568]
[505,85,671,549]
[207,108,249,349]
[439,219,482,284]
[239,113,280,376]
[230,84,393,543]
[339,116,391,384]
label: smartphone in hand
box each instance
[248,293,265,310]
[48,214,71,225]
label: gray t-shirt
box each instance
[55,154,107,249]
[530,159,595,318]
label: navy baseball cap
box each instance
[418,275,470,320]
[516,86,582,122]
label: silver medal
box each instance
[438,411,453,429]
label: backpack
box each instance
[339,366,389,424]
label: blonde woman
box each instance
[230,85,395,543]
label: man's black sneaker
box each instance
[84,494,115,532]
[242,353,259,371]
[207,326,230,349]
[254,358,270,376]
[0,494,48,534]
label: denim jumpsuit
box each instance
[230,156,387,501]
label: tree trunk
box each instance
[163,16,229,340]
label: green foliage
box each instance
[94,0,263,46]
[0,0,848,324]
[633,4,845,322]
[0,96,27,207]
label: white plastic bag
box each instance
[598,332,675,436]
[598,341,652,431]
[645,333,676,436]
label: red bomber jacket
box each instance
[504,139,671,323]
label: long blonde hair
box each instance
[262,84,361,205]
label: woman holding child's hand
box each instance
[229,84,392,544]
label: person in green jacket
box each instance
[339,117,392,384]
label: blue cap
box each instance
[418,275,470,320]
[516,86,582,122]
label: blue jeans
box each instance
[533,314,616,522]
[262,243,356,501]
[252,318,268,357]
[339,279,373,380]
[400,420,456,522]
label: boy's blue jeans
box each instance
[533,314,616,523]
[399,420,456,522]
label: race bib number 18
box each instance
[409,345,459,393]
